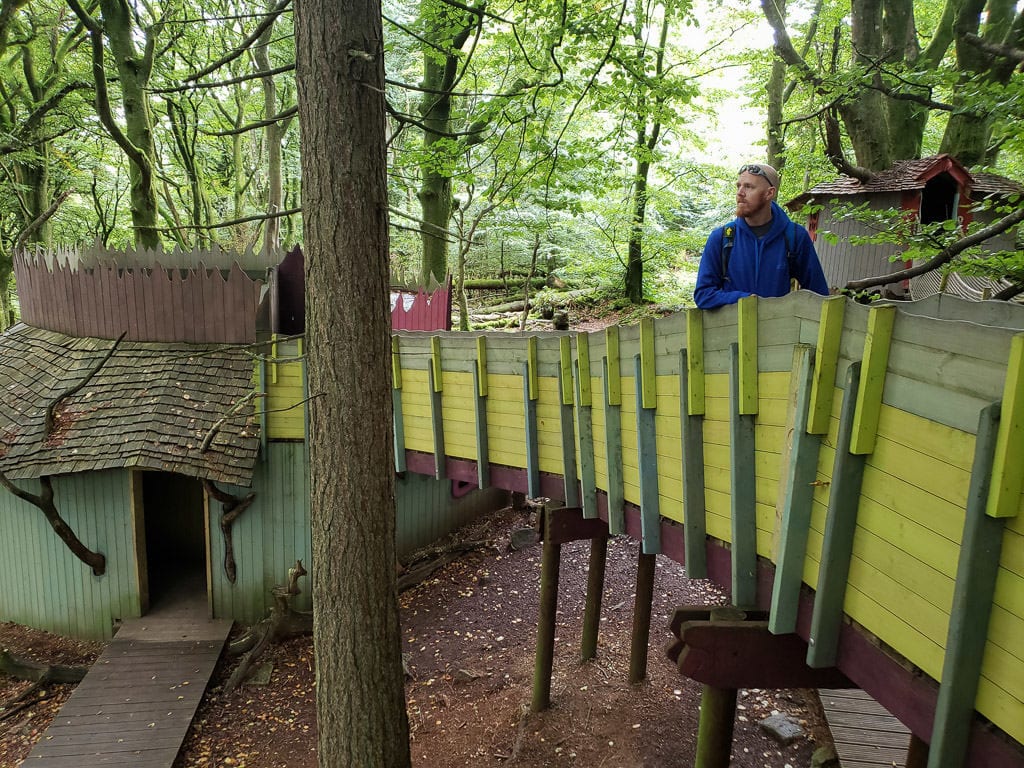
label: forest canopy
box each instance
[1,0,1022,323]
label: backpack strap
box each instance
[721,220,737,282]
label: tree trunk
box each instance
[294,0,411,762]
[97,0,160,250]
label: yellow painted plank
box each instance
[988,333,1024,518]
[606,326,621,405]
[738,295,759,415]
[851,305,896,454]
[392,336,402,389]
[686,309,704,415]
[476,336,488,396]
[576,333,592,406]
[807,296,846,435]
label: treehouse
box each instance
[0,246,504,638]
[787,154,1023,299]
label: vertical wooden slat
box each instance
[476,336,488,397]
[768,344,821,634]
[576,332,592,407]
[527,336,539,401]
[473,366,490,489]
[986,333,1024,519]
[431,335,443,393]
[559,362,579,506]
[807,296,846,435]
[605,326,621,405]
[560,335,574,406]
[929,403,1005,768]
[737,295,758,415]
[729,342,757,607]
[640,318,656,409]
[807,362,866,668]
[603,356,624,534]
[680,349,707,579]
[635,355,661,554]
[392,337,406,473]
[524,363,540,498]
[575,359,597,517]
[428,366,445,480]
[686,309,705,415]
[850,304,896,455]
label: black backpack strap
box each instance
[721,220,737,282]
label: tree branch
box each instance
[45,332,126,436]
[15,191,72,251]
[185,0,292,82]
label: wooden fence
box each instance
[375,291,1024,767]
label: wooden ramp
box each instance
[23,593,230,766]
[819,688,912,768]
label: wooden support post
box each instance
[694,606,746,768]
[729,343,757,607]
[580,532,608,662]
[532,509,560,713]
[530,506,608,711]
[629,551,656,683]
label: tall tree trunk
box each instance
[256,3,283,255]
[416,0,478,286]
[294,0,411,764]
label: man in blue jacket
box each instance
[694,163,829,309]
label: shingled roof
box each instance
[787,154,1023,208]
[0,324,261,486]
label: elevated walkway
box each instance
[23,589,229,766]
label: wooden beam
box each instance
[603,355,625,534]
[680,349,708,579]
[686,309,705,415]
[729,343,757,607]
[671,620,854,689]
[807,296,845,435]
[850,304,896,455]
[635,354,661,554]
[737,295,758,415]
[987,333,1024,518]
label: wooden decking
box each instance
[23,591,230,766]
[820,687,912,768]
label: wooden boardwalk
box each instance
[819,688,912,768]
[23,590,230,766]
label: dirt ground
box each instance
[1,507,832,767]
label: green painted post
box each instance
[472,367,489,488]
[928,403,1006,768]
[523,363,540,498]
[575,359,597,518]
[807,362,865,668]
[603,356,625,534]
[729,343,757,607]
[559,364,579,507]
[628,551,656,683]
[635,355,661,554]
[580,532,608,662]
[680,349,708,579]
[769,344,821,634]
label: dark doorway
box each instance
[142,472,207,611]
[920,173,959,226]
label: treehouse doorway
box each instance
[140,471,209,613]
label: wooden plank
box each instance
[820,688,911,768]
[929,403,1006,768]
[808,362,866,668]
[988,333,1024,519]
[738,295,758,415]
[603,356,625,534]
[428,366,445,480]
[575,359,597,518]
[635,355,661,554]
[769,344,821,634]
[559,363,579,506]
[640,318,656,409]
[476,336,488,397]
[523,363,540,498]
[27,607,230,768]
[473,367,489,488]
[808,296,846,434]
[729,343,757,607]
[851,305,896,455]
[605,326,621,405]
[576,333,592,407]
[686,309,705,415]
[680,349,708,579]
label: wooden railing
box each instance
[375,291,1024,766]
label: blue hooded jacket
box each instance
[693,202,829,310]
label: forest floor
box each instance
[0,506,834,768]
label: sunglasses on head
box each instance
[739,164,775,185]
